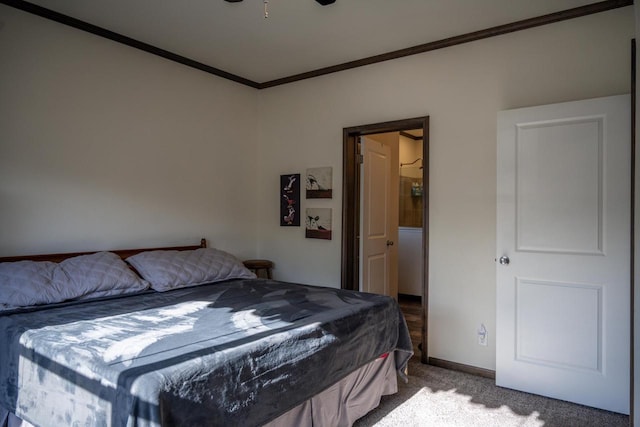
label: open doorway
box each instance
[341,116,429,364]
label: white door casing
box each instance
[360,136,398,297]
[496,95,630,414]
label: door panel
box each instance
[367,150,389,237]
[366,254,387,296]
[516,279,601,371]
[496,95,630,414]
[516,117,603,254]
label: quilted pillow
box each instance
[126,247,256,292]
[57,251,149,300]
[0,260,62,308]
[0,252,149,310]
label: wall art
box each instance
[305,167,332,199]
[305,208,332,240]
[280,173,300,226]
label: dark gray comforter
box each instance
[0,279,412,427]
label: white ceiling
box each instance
[25,0,607,83]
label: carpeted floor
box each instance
[353,358,629,427]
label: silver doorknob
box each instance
[499,256,510,265]
[386,240,394,247]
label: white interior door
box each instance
[496,94,630,414]
[361,136,393,296]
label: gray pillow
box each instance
[57,251,149,300]
[126,247,256,292]
[0,260,61,308]
[0,252,149,309]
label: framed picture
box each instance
[306,167,332,199]
[305,208,332,240]
[280,174,300,226]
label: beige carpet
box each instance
[354,358,629,427]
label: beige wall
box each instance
[257,7,634,370]
[399,134,423,179]
[399,134,423,228]
[0,5,260,258]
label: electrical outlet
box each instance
[477,323,488,346]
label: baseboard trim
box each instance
[428,357,496,380]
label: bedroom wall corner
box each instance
[0,4,261,259]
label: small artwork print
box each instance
[281,174,300,226]
[305,208,332,240]
[306,167,332,199]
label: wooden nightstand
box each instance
[243,259,274,279]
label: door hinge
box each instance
[357,154,364,164]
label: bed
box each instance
[0,239,412,427]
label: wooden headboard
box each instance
[0,238,207,263]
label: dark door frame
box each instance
[341,116,430,364]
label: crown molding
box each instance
[1,0,632,90]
